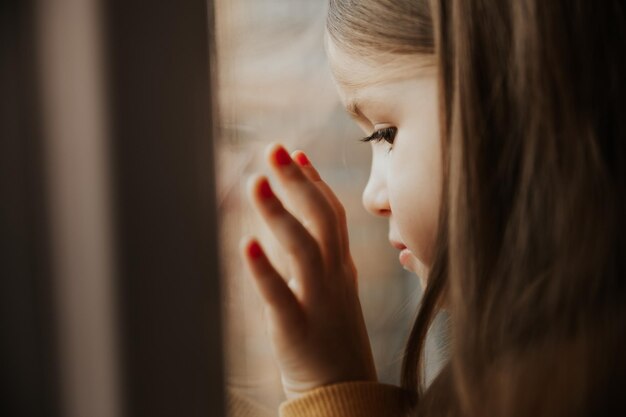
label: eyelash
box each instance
[360,127,398,150]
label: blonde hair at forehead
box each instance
[324,0,436,92]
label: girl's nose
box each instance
[362,170,391,217]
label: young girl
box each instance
[240,0,626,416]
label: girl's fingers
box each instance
[247,174,324,296]
[291,150,351,258]
[240,237,305,329]
[291,151,321,182]
[265,144,341,266]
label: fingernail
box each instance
[294,152,310,166]
[259,178,274,199]
[247,240,263,259]
[273,146,292,166]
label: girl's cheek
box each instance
[389,164,439,266]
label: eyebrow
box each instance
[345,98,369,120]
[344,99,360,117]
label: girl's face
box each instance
[327,39,442,282]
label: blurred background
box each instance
[2,0,223,416]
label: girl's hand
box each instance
[240,144,377,399]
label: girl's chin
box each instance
[403,255,447,309]
[401,252,429,288]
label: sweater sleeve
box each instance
[227,388,276,417]
[279,381,415,417]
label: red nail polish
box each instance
[295,152,310,166]
[273,146,291,166]
[247,240,263,259]
[259,178,274,199]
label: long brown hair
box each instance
[434,0,626,416]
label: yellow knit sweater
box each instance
[228,382,413,417]
[280,381,414,417]
[228,382,412,417]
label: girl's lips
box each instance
[389,240,406,251]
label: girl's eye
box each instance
[360,127,398,149]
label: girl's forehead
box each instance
[325,34,436,94]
